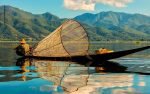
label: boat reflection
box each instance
[28,58,149,93]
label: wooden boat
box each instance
[26,46,150,62]
[22,20,150,62]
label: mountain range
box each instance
[0,5,150,41]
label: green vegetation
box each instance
[0,6,63,41]
[75,11,150,41]
[0,6,150,41]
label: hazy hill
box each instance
[0,6,62,40]
[0,6,150,41]
[74,11,150,40]
[75,11,150,27]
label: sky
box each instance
[0,0,150,18]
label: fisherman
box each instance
[15,39,30,56]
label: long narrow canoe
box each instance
[22,20,150,62]
[26,46,150,62]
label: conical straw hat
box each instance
[20,39,26,44]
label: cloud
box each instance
[64,0,133,11]
[64,0,95,11]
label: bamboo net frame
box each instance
[33,20,89,57]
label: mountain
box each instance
[0,6,150,41]
[74,11,150,40]
[75,11,150,27]
[0,5,63,40]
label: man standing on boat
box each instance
[15,39,30,56]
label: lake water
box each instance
[0,42,150,94]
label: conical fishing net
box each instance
[33,20,89,57]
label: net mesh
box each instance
[33,20,89,57]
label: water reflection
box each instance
[31,59,150,94]
[0,58,37,82]
[16,58,32,81]
[1,42,150,94]
[0,57,150,94]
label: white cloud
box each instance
[64,0,133,11]
[64,0,95,11]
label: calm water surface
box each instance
[0,42,150,94]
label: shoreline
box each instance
[0,41,38,43]
[0,41,150,43]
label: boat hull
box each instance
[25,46,150,62]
